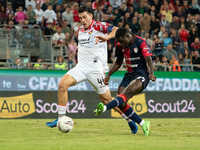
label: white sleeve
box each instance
[61,34,65,40]
[32,1,36,10]
[52,11,57,21]
[25,0,29,9]
[43,10,46,17]
[52,34,57,40]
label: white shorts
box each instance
[66,64,109,94]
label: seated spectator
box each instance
[185,14,195,30]
[0,5,7,23]
[181,42,191,54]
[43,22,53,37]
[67,39,77,57]
[13,1,26,13]
[149,15,160,38]
[152,37,163,56]
[163,44,179,62]
[62,21,72,36]
[153,56,161,71]
[139,12,151,37]
[93,5,104,22]
[102,14,113,24]
[160,31,172,51]
[14,6,28,23]
[188,26,199,48]
[62,6,73,28]
[179,53,184,65]
[106,6,114,21]
[171,29,181,54]
[33,57,42,69]
[182,49,192,71]
[160,56,169,71]
[34,3,44,26]
[179,24,189,44]
[64,32,71,46]
[42,0,50,11]
[36,0,45,7]
[182,1,190,16]
[6,13,14,24]
[26,0,36,11]
[190,0,200,15]
[6,2,14,16]
[101,0,111,13]
[169,54,181,71]
[6,50,24,69]
[161,5,174,23]
[179,17,186,28]
[173,7,184,19]
[134,11,140,21]
[170,16,179,30]
[129,7,134,19]
[112,8,122,26]
[72,3,80,29]
[109,0,121,10]
[138,1,148,16]
[129,17,141,35]
[56,12,62,26]
[122,12,131,27]
[26,5,36,25]
[191,37,200,55]
[92,0,100,11]
[192,50,200,71]
[54,4,62,14]
[151,0,161,16]
[159,14,170,32]
[55,56,67,70]
[42,5,57,28]
[119,3,127,17]
[52,27,65,45]
[158,26,166,38]
[160,0,175,14]
[144,32,153,47]
[4,20,15,29]
[174,0,181,12]
[149,5,159,19]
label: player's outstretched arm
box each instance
[95,27,118,44]
[145,56,156,82]
[104,57,123,85]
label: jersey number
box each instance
[97,77,104,85]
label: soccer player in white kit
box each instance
[46,6,138,133]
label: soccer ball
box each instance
[57,116,74,133]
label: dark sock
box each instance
[105,94,127,110]
[123,104,142,124]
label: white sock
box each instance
[121,113,132,123]
[103,105,107,113]
[139,120,145,126]
[58,105,66,118]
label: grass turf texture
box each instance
[0,119,200,150]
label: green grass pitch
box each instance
[0,118,200,150]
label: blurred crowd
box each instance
[1,0,200,71]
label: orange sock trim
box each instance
[122,104,130,113]
[118,94,127,102]
[59,105,66,107]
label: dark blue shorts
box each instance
[119,70,150,93]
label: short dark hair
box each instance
[115,28,130,39]
[78,6,92,14]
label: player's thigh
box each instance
[59,66,86,90]
[117,86,126,95]
[86,71,109,95]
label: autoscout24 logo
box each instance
[111,93,148,117]
[0,93,35,118]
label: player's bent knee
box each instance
[118,102,127,111]
[58,75,76,92]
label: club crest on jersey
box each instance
[134,48,138,53]
[89,30,93,34]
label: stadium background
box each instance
[0,0,199,119]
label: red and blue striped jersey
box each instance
[116,35,152,72]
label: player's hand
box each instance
[149,74,156,82]
[95,36,108,44]
[104,75,110,85]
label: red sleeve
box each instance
[94,21,110,34]
[140,41,153,57]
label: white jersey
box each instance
[77,20,112,72]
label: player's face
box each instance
[79,12,93,29]
[117,35,131,48]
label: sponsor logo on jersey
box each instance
[111,93,148,117]
[89,30,93,34]
[0,93,35,118]
[79,37,90,44]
